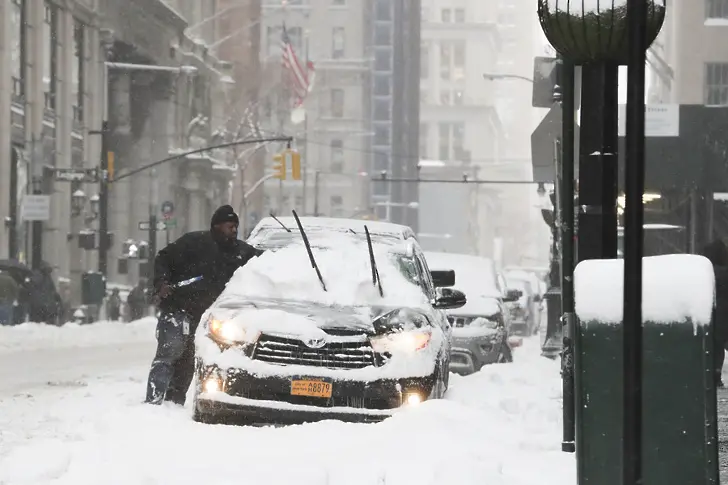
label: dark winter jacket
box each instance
[152,231,263,319]
[702,240,728,343]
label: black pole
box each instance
[98,121,110,276]
[560,59,577,454]
[31,186,42,271]
[148,212,157,283]
[601,62,619,258]
[623,0,648,484]
[8,147,19,259]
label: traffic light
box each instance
[272,153,286,180]
[287,149,302,180]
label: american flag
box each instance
[281,23,314,107]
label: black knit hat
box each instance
[210,205,239,228]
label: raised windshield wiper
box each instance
[364,225,384,297]
[292,210,327,291]
[270,212,291,232]
[348,228,357,234]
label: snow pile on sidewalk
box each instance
[0,317,156,354]
[0,337,575,485]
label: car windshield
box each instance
[254,229,401,249]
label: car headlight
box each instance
[207,315,260,345]
[370,330,432,353]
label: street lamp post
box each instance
[537,0,667,470]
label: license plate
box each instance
[290,379,333,398]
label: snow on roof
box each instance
[574,254,715,326]
[220,235,428,309]
[251,216,413,238]
[424,251,502,299]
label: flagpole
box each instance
[302,32,310,216]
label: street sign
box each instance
[618,104,679,137]
[21,195,51,221]
[49,167,99,183]
[531,104,581,183]
[138,221,167,231]
[161,201,175,219]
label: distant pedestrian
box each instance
[127,280,148,322]
[107,288,122,321]
[0,271,19,326]
[27,262,62,325]
[702,240,728,388]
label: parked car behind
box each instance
[423,251,521,375]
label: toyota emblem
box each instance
[305,337,326,349]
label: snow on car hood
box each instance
[208,298,400,338]
[448,295,501,318]
[222,237,429,310]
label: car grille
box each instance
[447,315,478,328]
[252,334,377,369]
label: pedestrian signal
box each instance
[272,153,286,180]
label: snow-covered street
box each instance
[0,321,574,485]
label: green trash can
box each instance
[574,255,719,485]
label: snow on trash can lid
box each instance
[574,254,715,327]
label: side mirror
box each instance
[430,269,455,288]
[433,287,466,310]
[503,289,522,302]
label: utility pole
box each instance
[30,135,43,271]
[147,167,159,282]
[97,121,110,276]
[8,147,19,259]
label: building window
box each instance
[332,0,346,5]
[438,122,451,160]
[375,24,391,46]
[330,139,344,172]
[420,42,429,79]
[453,41,466,81]
[441,8,452,22]
[453,122,465,158]
[440,91,450,105]
[420,86,428,104]
[420,123,428,159]
[706,63,728,105]
[374,125,390,146]
[331,88,344,117]
[374,99,390,120]
[375,0,392,21]
[330,195,343,217]
[453,90,464,105]
[374,49,391,71]
[374,75,390,96]
[454,8,466,23]
[295,196,304,209]
[707,0,728,18]
[43,2,58,110]
[73,20,85,122]
[332,27,345,58]
[439,42,451,80]
[10,0,25,99]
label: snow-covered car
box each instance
[247,216,417,246]
[424,251,521,375]
[505,279,539,336]
[193,223,466,424]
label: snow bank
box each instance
[223,237,428,309]
[574,255,715,325]
[0,337,575,485]
[0,318,156,354]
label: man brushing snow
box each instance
[145,205,263,405]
